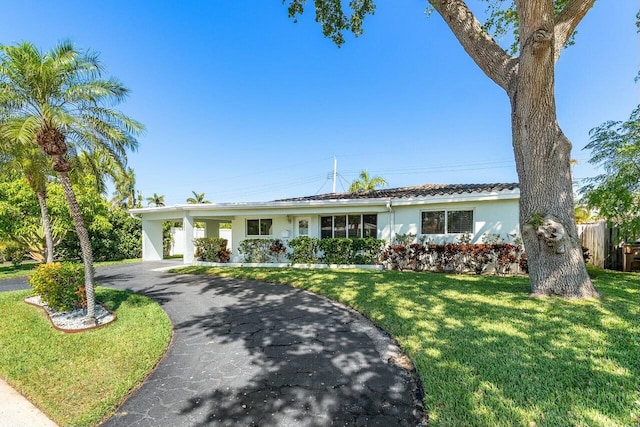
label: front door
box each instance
[296,217,310,237]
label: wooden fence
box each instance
[577,221,622,270]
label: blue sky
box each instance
[1,1,637,204]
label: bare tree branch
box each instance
[554,0,596,62]
[429,0,517,91]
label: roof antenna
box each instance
[332,156,337,193]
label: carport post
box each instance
[183,213,195,264]
[142,219,163,261]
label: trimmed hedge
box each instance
[287,237,385,265]
[287,237,320,264]
[238,239,287,263]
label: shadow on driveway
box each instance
[80,263,426,426]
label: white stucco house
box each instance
[130,183,521,264]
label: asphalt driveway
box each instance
[6,262,425,426]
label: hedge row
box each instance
[195,236,533,275]
[381,243,527,275]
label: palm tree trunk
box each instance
[58,171,96,322]
[35,190,54,263]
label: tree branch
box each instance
[429,0,516,91]
[553,0,595,63]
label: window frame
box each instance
[420,208,474,235]
[319,214,378,239]
[246,218,273,236]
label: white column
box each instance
[183,213,195,264]
[142,219,163,261]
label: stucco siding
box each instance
[391,199,519,244]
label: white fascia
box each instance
[129,198,393,218]
[389,189,520,206]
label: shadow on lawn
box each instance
[346,271,639,427]
[211,268,637,426]
[171,276,424,427]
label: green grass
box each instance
[0,258,142,281]
[0,286,172,426]
[173,265,639,427]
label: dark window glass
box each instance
[447,210,473,233]
[348,215,362,238]
[334,215,347,238]
[260,218,273,235]
[422,211,445,234]
[321,216,333,239]
[247,219,260,236]
[247,219,272,236]
[363,214,377,238]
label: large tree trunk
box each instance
[509,0,599,298]
[58,171,97,321]
[35,190,54,263]
[429,0,599,298]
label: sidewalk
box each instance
[0,378,58,427]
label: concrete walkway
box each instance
[0,378,58,427]
[2,262,424,426]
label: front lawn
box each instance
[0,287,172,426]
[174,266,639,427]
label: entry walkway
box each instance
[3,262,424,426]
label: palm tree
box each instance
[146,193,165,207]
[112,167,137,209]
[349,170,387,193]
[0,41,143,322]
[0,141,55,262]
[186,191,210,204]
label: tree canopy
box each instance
[581,106,640,242]
[187,191,210,204]
[283,0,602,298]
[147,193,166,207]
[348,170,387,192]
[0,40,143,320]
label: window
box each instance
[363,214,377,238]
[421,210,473,234]
[298,218,309,236]
[422,211,445,234]
[447,210,473,233]
[246,219,273,236]
[320,214,377,238]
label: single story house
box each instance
[130,182,521,264]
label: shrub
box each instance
[29,262,87,311]
[380,244,410,270]
[393,233,416,246]
[318,238,354,264]
[269,239,287,262]
[56,207,142,261]
[239,239,274,263]
[317,238,385,265]
[287,237,320,264]
[351,238,385,265]
[5,243,26,266]
[381,242,526,275]
[194,237,230,262]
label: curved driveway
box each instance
[6,262,424,426]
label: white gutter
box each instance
[128,188,520,216]
[387,199,395,244]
